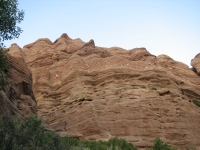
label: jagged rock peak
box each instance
[11,43,19,47]
[132,47,147,51]
[60,33,72,41]
[83,39,95,48]
[23,38,52,49]
[157,54,174,60]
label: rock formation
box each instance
[191,53,200,75]
[8,34,200,149]
[0,51,37,118]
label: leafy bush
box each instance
[152,87,157,90]
[0,115,137,150]
[192,99,200,107]
[0,116,70,150]
[107,137,137,150]
[84,137,137,150]
[1,116,183,150]
[153,137,175,150]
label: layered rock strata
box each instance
[0,52,37,118]
[8,34,200,149]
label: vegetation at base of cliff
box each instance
[145,137,175,150]
[0,115,137,150]
[0,115,179,150]
[192,99,200,107]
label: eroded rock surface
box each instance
[0,53,37,118]
[8,33,200,149]
[191,53,200,75]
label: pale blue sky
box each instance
[4,0,200,66]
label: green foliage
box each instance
[153,137,175,150]
[0,116,137,150]
[1,116,183,150]
[83,137,137,150]
[0,116,70,150]
[107,137,137,150]
[0,0,24,47]
[0,0,24,89]
[141,85,146,89]
[192,99,200,107]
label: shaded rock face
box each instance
[0,54,37,118]
[8,33,200,149]
[191,53,200,75]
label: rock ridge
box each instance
[8,33,200,149]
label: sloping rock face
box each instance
[191,53,200,75]
[8,34,200,149]
[0,52,37,118]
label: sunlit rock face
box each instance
[8,33,200,149]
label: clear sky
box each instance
[4,0,200,66]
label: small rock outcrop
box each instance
[191,53,200,75]
[0,54,37,118]
[8,33,200,149]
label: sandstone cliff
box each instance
[0,52,37,118]
[8,34,200,149]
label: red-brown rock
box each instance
[191,53,200,75]
[0,53,37,118]
[8,34,200,149]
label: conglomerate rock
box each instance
[8,33,200,149]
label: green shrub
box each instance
[84,137,137,150]
[0,116,137,150]
[153,137,175,150]
[0,116,70,150]
[2,116,182,150]
[192,99,200,107]
[141,86,146,89]
[107,137,137,150]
